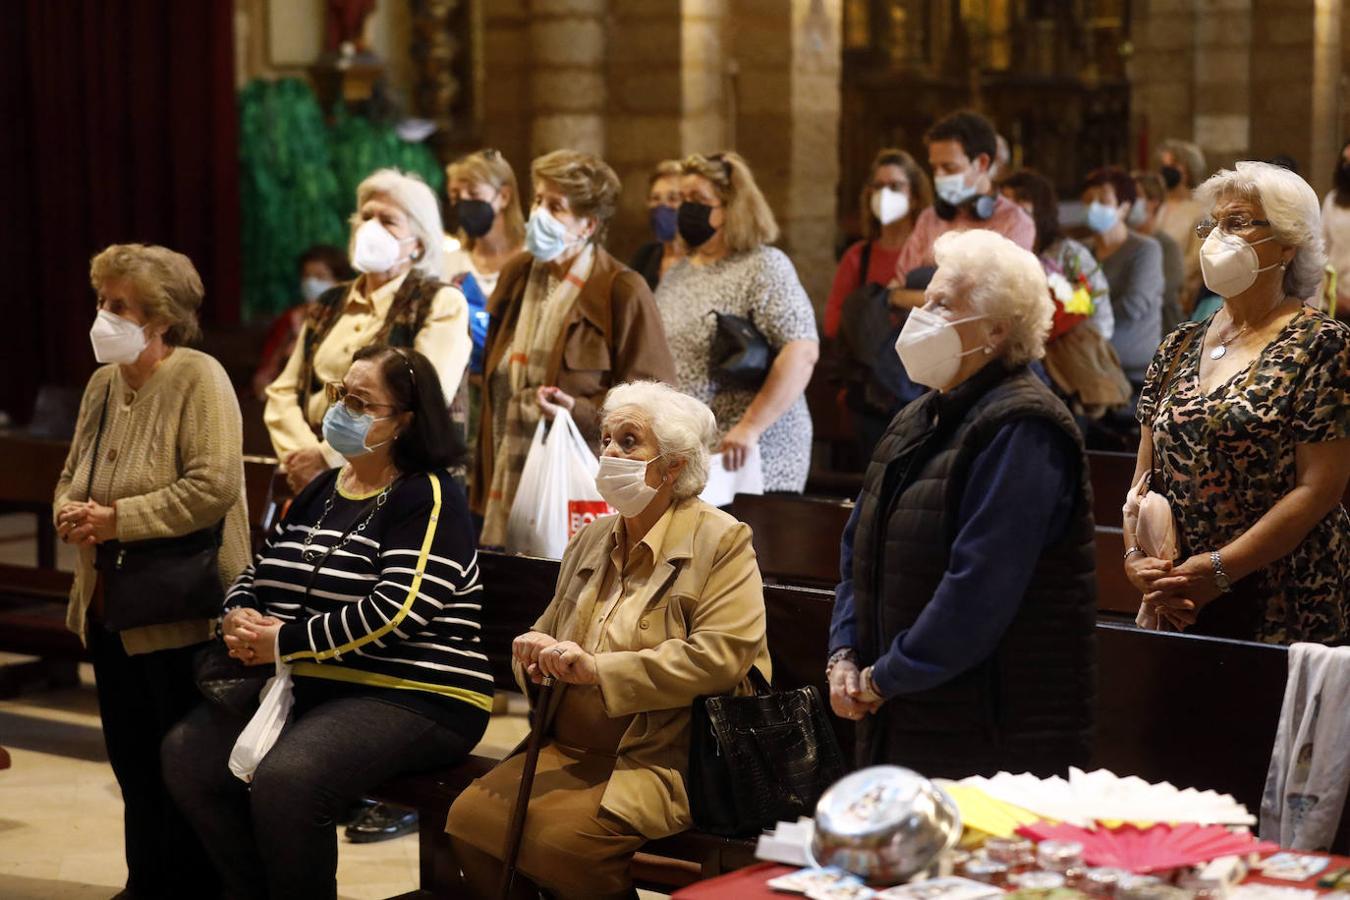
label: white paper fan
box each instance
[956,768,1255,827]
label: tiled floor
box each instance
[0,515,667,899]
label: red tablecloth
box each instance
[672,854,1350,898]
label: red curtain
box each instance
[0,0,240,423]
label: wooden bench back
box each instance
[472,551,1338,846]
[727,494,853,588]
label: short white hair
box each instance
[1195,160,1326,300]
[351,168,445,277]
[932,229,1052,365]
[602,382,718,501]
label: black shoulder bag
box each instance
[86,384,225,632]
[688,666,847,836]
[710,311,774,387]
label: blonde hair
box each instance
[648,159,683,188]
[933,229,1052,366]
[860,148,933,239]
[1159,139,1207,188]
[89,244,204,346]
[445,149,526,251]
[530,149,622,243]
[681,152,779,253]
[350,168,445,277]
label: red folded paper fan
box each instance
[1016,821,1278,873]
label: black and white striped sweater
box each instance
[225,467,493,716]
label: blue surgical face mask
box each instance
[934,170,978,207]
[525,206,581,262]
[300,276,335,303]
[649,205,678,243]
[1086,201,1120,234]
[322,403,393,459]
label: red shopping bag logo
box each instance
[568,500,614,536]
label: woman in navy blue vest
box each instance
[826,229,1098,778]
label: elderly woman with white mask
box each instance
[447,381,771,900]
[827,229,1097,779]
[54,243,250,898]
[1127,161,1350,644]
[265,167,471,493]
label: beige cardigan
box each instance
[54,348,251,655]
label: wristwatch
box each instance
[1123,545,1144,561]
[857,666,883,704]
[1210,550,1233,593]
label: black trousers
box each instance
[89,625,219,899]
[162,690,476,900]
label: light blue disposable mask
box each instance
[301,277,335,303]
[525,206,580,262]
[322,403,393,458]
[1086,201,1120,234]
[934,171,978,207]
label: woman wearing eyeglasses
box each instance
[265,168,472,495]
[1126,161,1350,644]
[164,346,492,900]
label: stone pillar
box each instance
[481,0,533,177]
[728,0,842,312]
[605,0,689,264]
[1192,0,1252,175]
[528,0,607,157]
[1250,0,1341,195]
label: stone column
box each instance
[528,0,607,157]
[604,0,690,264]
[481,0,533,178]
[728,0,842,312]
[1250,0,1341,195]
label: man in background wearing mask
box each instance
[1154,139,1209,315]
[890,110,1035,308]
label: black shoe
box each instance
[338,797,378,826]
[344,802,418,843]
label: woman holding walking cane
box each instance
[446,381,771,900]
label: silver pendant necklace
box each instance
[1209,323,1249,360]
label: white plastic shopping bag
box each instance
[505,408,612,558]
[228,651,293,783]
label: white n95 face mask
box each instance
[1199,229,1280,298]
[351,219,414,274]
[89,309,149,364]
[870,187,910,226]
[894,307,990,391]
[595,454,662,518]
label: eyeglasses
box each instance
[1196,214,1271,239]
[324,382,396,418]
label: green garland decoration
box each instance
[238,79,446,321]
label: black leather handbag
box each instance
[709,311,773,386]
[83,384,224,632]
[688,667,847,836]
[193,640,271,715]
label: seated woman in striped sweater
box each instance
[163,345,491,900]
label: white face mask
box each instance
[870,187,910,226]
[1199,229,1280,298]
[351,219,415,274]
[934,171,978,207]
[594,454,663,518]
[89,309,149,365]
[894,307,990,391]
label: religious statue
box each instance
[325,0,377,56]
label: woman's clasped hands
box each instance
[1127,552,1222,630]
[222,607,283,666]
[511,630,597,685]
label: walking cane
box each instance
[499,673,556,900]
